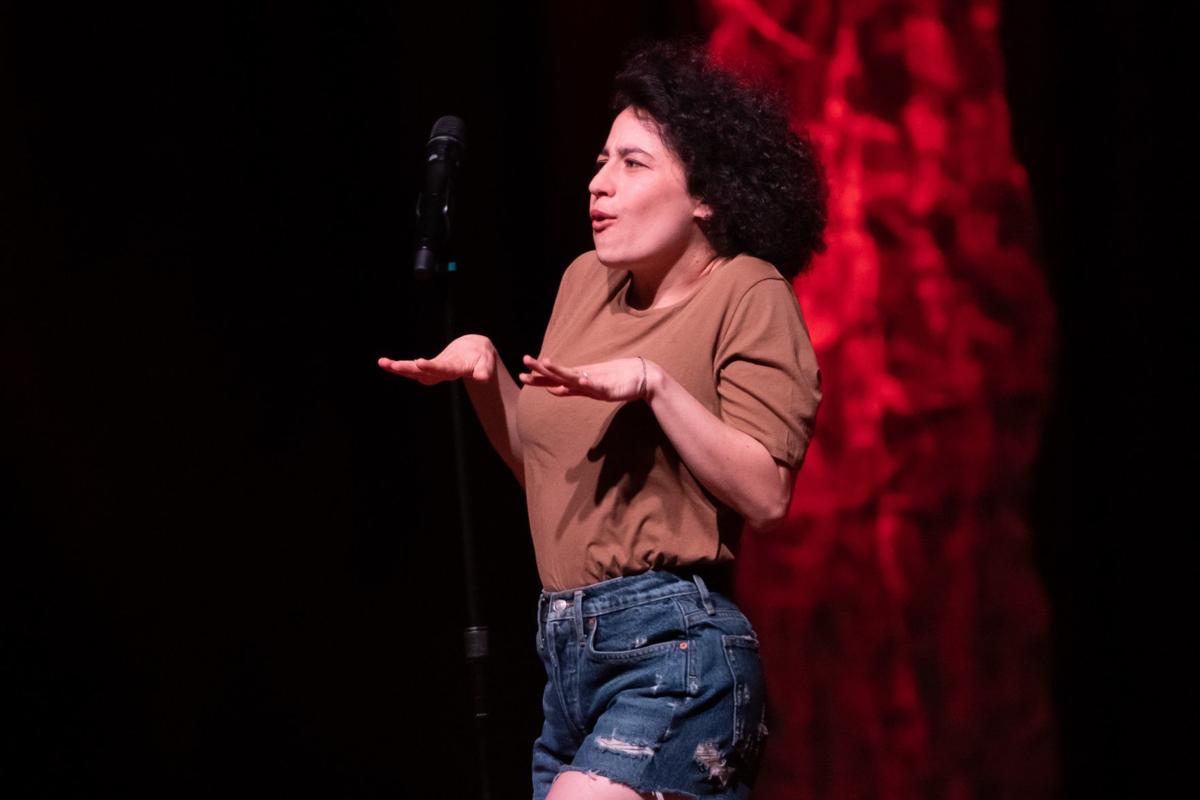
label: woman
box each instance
[379,37,827,800]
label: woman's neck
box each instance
[626,243,726,311]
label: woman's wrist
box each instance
[641,358,664,403]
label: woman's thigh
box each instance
[546,768,691,799]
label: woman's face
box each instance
[588,106,711,270]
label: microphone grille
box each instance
[430,115,466,147]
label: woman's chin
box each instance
[593,243,618,267]
[594,242,637,267]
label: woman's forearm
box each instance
[643,361,788,530]
[463,341,525,488]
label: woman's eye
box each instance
[593,159,643,172]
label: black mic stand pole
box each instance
[413,128,493,797]
[444,273,495,800]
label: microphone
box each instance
[413,115,466,279]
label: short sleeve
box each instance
[714,277,822,471]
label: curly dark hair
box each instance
[609,36,828,279]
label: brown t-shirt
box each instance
[516,249,822,591]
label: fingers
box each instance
[519,374,578,396]
[524,354,582,383]
[378,357,422,377]
[518,372,560,387]
[378,356,450,385]
[520,355,598,398]
[521,356,567,388]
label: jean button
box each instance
[552,599,568,612]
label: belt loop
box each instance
[536,593,546,649]
[693,573,715,615]
[573,589,585,643]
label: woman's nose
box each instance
[588,163,612,197]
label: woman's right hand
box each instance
[377,334,497,385]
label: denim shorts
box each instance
[532,569,768,799]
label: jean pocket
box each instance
[584,600,685,662]
[722,634,767,752]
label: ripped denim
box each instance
[531,569,768,799]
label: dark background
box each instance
[1,1,1174,796]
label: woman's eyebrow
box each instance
[596,146,655,160]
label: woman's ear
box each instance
[694,200,713,221]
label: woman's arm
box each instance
[642,361,794,531]
[463,341,525,488]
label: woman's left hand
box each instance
[519,354,648,403]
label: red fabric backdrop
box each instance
[704,1,1059,796]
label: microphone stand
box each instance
[413,115,492,798]
[440,267,495,800]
